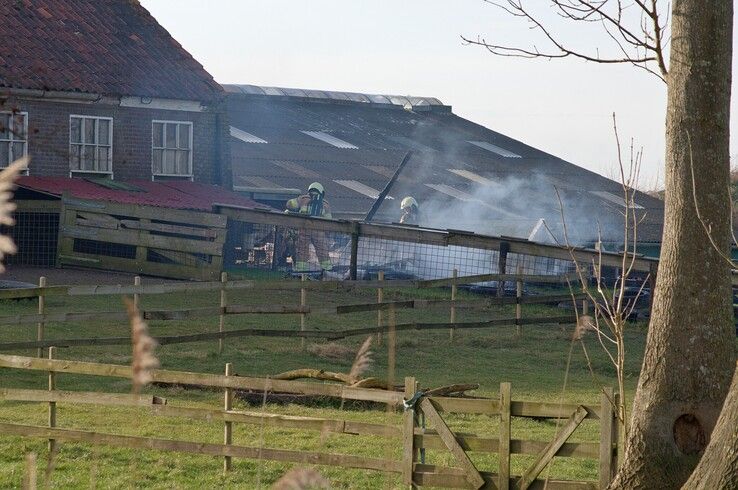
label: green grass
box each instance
[0,281,649,488]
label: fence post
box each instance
[219,272,228,355]
[497,242,510,298]
[499,382,511,490]
[402,376,417,487]
[37,276,46,358]
[599,386,615,488]
[515,267,523,337]
[349,222,360,280]
[133,276,141,310]
[377,271,384,346]
[48,346,57,453]
[387,305,397,411]
[300,274,307,350]
[583,298,589,316]
[223,362,233,473]
[449,268,458,341]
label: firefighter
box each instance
[285,182,333,271]
[399,196,420,225]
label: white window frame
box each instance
[152,120,194,180]
[0,111,29,173]
[69,115,114,177]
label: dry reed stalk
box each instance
[348,336,373,383]
[272,468,331,489]
[0,157,29,273]
[124,298,159,394]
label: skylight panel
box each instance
[334,180,393,199]
[301,131,358,149]
[230,126,267,144]
[467,140,522,158]
[590,190,644,209]
[447,169,497,187]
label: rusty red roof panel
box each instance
[0,0,222,101]
[16,176,271,212]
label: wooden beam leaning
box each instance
[419,397,485,489]
[516,406,589,490]
[0,422,402,474]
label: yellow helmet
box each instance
[401,196,418,210]
[308,182,325,195]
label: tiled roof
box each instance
[226,90,665,244]
[0,0,222,101]
[16,176,272,212]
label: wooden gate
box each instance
[57,195,226,280]
[405,379,618,489]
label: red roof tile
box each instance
[0,1,222,101]
[17,176,272,212]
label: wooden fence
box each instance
[57,195,226,281]
[0,272,586,353]
[0,353,618,489]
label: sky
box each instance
[140,0,738,189]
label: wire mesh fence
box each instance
[221,208,577,285]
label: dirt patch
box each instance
[307,342,354,362]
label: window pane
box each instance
[153,123,164,147]
[12,114,26,140]
[153,149,163,174]
[97,147,110,171]
[165,123,177,148]
[84,118,95,144]
[179,124,191,149]
[11,142,25,161]
[70,117,81,143]
[82,145,95,170]
[164,149,176,174]
[98,119,110,145]
[70,144,81,170]
[176,150,189,174]
[1,114,11,140]
[0,142,9,166]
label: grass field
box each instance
[0,276,651,488]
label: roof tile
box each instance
[0,0,221,101]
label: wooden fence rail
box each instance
[0,314,578,351]
[0,355,616,489]
[0,271,586,358]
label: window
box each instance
[0,112,28,169]
[152,121,193,177]
[70,115,113,175]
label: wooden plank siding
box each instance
[57,195,226,280]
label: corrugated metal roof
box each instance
[16,177,271,212]
[226,90,665,242]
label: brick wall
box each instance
[3,96,230,185]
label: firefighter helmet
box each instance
[401,196,418,210]
[308,182,325,195]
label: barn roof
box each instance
[16,176,271,212]
[225,84,664,245]
[0,0,222,101]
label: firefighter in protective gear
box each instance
[399,196,420,225]
[285,182,333,271]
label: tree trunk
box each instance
[681,364,738,489]
[611,1,735,488]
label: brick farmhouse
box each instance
[0,0,230,185]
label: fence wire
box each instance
[224,214,576,283]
